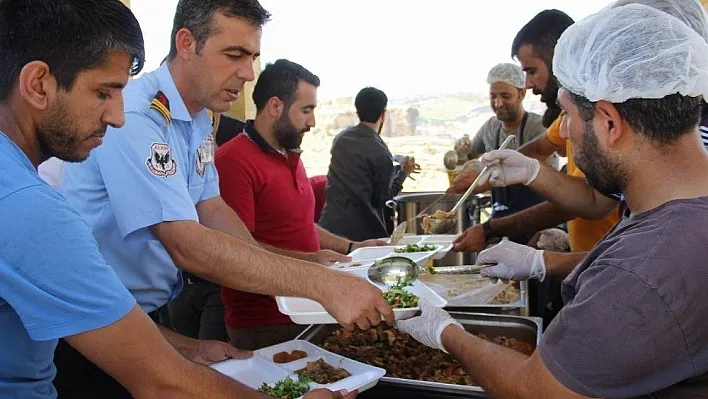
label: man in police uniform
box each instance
[57,0,392,396]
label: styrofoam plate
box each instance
[256,340,385,394]
[419,234,458,243]
[210,355,290,390]
[417,241,454,260]
[210,340,386,398]
[276,267,447,324]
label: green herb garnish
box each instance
[383,280,419,308]
[258,375,313,398]
[393,244,438,253]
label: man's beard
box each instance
[273,112,307,150]
[36,98,105,163]
[494,103,522,123]
[539,75,561,127]
[573,121,626,195]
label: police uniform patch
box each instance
[146,142,177,177]
[196,150,205,177]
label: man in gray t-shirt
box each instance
[455,63,547,244]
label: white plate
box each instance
[333,244,442,269]
[210,355,290,390]
[329,259,376,271]
[416,241,453,260]
[257,340,385,394]
[211,340,385,398]
[419,234,458,243]
[276,267,447,324]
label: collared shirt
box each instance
[216,120,319,328]
[318,123,407,241]
[0,133,135,398]
[59,63,219,312]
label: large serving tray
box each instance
[296,312,542,396]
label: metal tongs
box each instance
[446,135,516,217]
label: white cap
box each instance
[553,3,708,103]
[486,63,525,89]
[613,0,708,43]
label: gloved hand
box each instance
[454,135,473,163]
[480,149,540,187]
[462,159,484,173]
[477,239,546,282]
[396,300,463,353]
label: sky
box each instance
[131,0,607,101]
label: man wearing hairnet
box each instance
[452,63,547,244]
[398,3,708,397]
[463,0,708,284]
[452,9,621,263]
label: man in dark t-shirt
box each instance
[396,3,708,398]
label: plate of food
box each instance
[211,340,385,398]
[276,266,447,324]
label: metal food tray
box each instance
[422,266,528,310]
[297,312,542,396]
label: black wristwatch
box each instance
[347,242,354,253]
[482,221,496,242]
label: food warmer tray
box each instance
[296,312,542,396]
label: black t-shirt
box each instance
[215,115,246,146]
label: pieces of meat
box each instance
[272,350,308,364]
[322,326,535,386]
[296,358,351,384]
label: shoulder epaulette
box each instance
[207,109,216,126]
[149,91,171,126]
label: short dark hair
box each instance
[511,10,574,67]
[168,0,271,60]
[0,0,145,102]
[355,87,388,123]
[569,92,702,144]
[252,59,320,112]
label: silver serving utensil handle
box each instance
[448,135,516,216]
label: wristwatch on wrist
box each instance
[481,221,496,242]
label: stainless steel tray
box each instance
[296,312,542,395]
[421,266,528,309]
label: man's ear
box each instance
[595,101,626,148]
[266,96,284,119]
[174,28,197,61]
[18,61,56,111]
[518,88,526,101]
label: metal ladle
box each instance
[367,256,420,287]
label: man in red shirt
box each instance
[216,59,386,349]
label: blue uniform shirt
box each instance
[0,133,136,398]
[60,63,220,312]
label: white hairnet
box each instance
[613,0,708,43]
[553,3,708,103]
[486,63,525,89]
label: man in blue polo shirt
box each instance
[59,0,393,395]
[0,1,321,398]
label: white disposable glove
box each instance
[454,135,473,162]
[396,300,463,353]
[480,149,540,187]
[477,239,546,282]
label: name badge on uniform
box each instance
[198,134,215,164]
